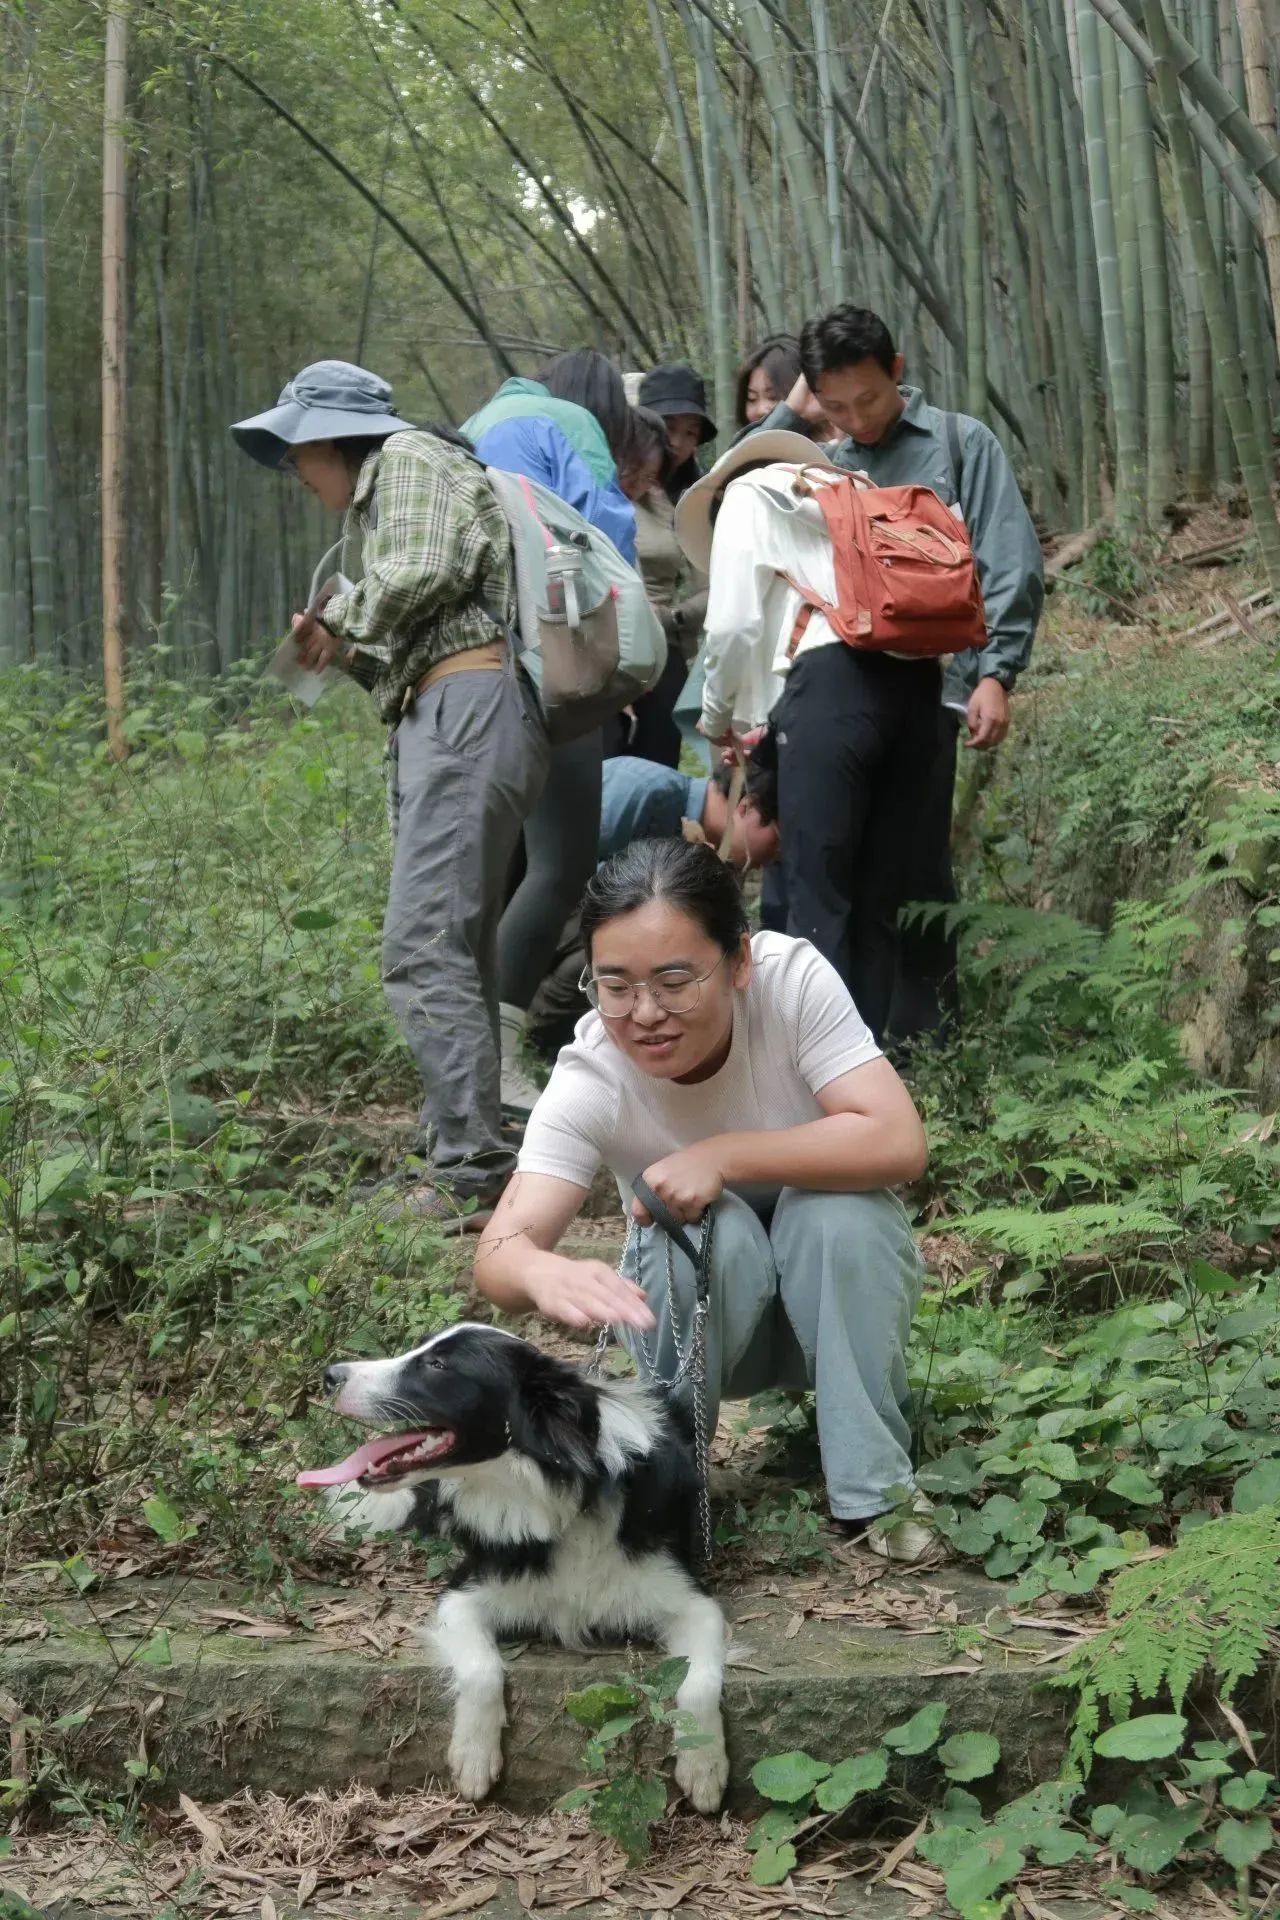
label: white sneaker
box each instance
[866,1493,950,1567]
[500,1057,543,1117]
[498,1002,542,1117]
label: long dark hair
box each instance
[536,350,630,463]
[621,405,674,487]
[580,839,748,962]
[734,335,803,428]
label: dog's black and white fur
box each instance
[317,1323,729,1809]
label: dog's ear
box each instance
[506,1355,600,1481]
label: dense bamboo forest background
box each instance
[2,0,1280,684]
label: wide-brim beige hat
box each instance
[674,429,840,572]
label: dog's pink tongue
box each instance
[296,1432,432,1489]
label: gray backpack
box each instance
[484,466,667,744]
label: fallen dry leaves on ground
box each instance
[7,1781,884,1918]
[4,1779,1238,1920]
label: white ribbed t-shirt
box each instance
[518,932,882,1195]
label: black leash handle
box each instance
[631,1176,707,1284]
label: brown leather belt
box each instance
[405,639,507,711]
[417,640,506,693]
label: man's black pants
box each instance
[773,645,960,1047]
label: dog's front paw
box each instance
[675,1736,729,1813]
[449,1724,504,1802]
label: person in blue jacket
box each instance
[463,352,641,1116]
[469,412,637,563]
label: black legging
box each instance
[774,647,959,1046]
[606,647,689,766]
[497,727,604,1010]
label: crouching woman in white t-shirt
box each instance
[474,838,934,1560]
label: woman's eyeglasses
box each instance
[579,952,729,1020]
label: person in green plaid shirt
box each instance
[233,361,550,1230]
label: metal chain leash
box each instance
[587,1205,716,1566]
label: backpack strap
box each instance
[786,595,817,664]
[944,412,965,506]
[776,469,876,658]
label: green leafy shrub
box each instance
[1059,534,1151,620]
[743,1695,1278,1915]
[0,665,462,1575]
[559,1658,702,1864]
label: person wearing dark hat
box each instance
[637,363,717,504]
[621,368,716,770]
[231,360,550,1232]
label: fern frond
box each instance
[929,1201,1177,1265]
[1054,1509,1280,1773]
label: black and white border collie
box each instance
[298,1323,729,1811]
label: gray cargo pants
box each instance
[621,1186,924,1521]
[383,658,549,1196]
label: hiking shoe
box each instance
[385,1179,507,1235]
[866,1494,949,1567]
[836,1494,949,1568]
[499,1001,543,1119]
[351,1157,431,1204]
[500,1055,543,1119]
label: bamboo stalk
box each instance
[981,0,1095,521]
[25,100,53,659]
[102,0,128,755]
[1220,0,1273,473]
[810,0,845,301]
[944,0,986,416]
[691,10,735,435]
[1078,0,1144,528]
[676,0,784,330]
[1194,0,1233,491]
[1044,0,1104,364]
[644,0,712,327]
[736,0,832,303]
[1143,0,1280,587]
[1121,41,1176,518]
[1235,0,1280,355]
[1109,0,1280,203]
[1110,35,1145,434]
[1085,0,1261,227]
[0,116,15,661]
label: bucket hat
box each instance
[230,360,416,469]
[638,363,717,444]
[674,429,839,572]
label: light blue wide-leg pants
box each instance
[622,1187,924,1521]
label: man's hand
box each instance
[527,1256,656,1333]
[965,676,1010,751]
[633,1144,726,1225]
[783,372,830,431]
[291,609,342,673]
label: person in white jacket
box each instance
[676,431,843,746]
[675,428,963,1048]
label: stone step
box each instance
[1,1569,1069,1817]
[11,1880,1113,1920]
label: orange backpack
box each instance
[780,462,987,662]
